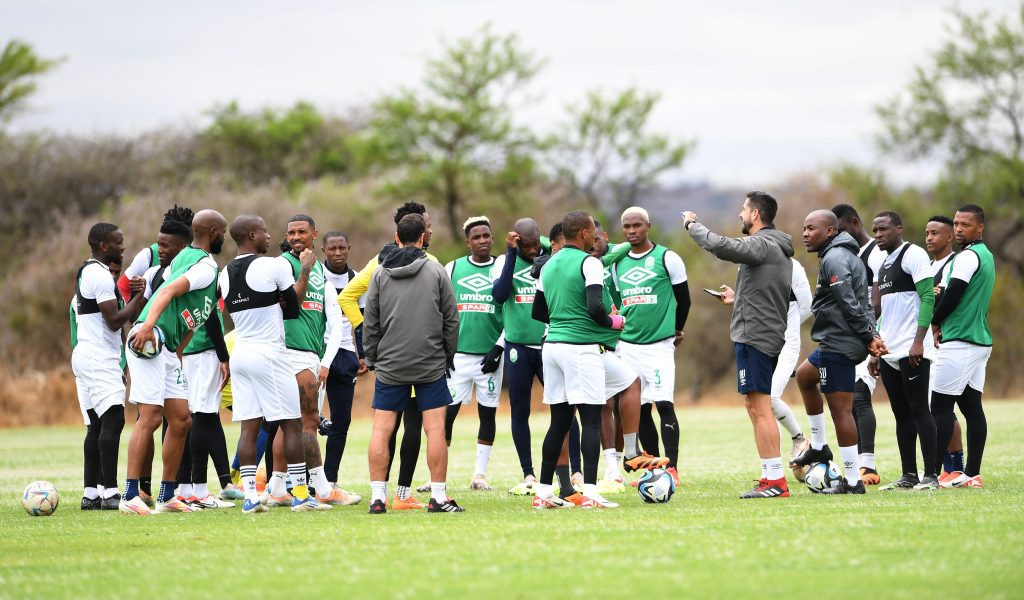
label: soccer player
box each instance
[263,215,351,507]
[832,204,886,484]
[612,207,691,486]
[339,202,435,509]
[364,214,462,514]
[222,214,329,513]
[930,204,994,489]
[320,230,366,503]
[116,205,189,300]
[924,216,965,478]
[682,193,794,498]
[867,211,939,491]
[120,209,227,515]
[793,209,887,495]
[444,216,505,491]
[491,218,549,494]
[73,223,146,510]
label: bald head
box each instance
[513,218,540,238]
[807,209,838,229]
[803,209,840,253]
[190,209,227,254]
[512,217,543,262]
[230,214,270,255]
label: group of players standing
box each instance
[69,191,993,514]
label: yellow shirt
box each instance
[338,250,439,329]
[220,329,236,409]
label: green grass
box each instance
[2,401,1023,599]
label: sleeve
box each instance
[824,254,877,343]
[531,290,550,324]
[687,223,770,265]
[491,250,516,303]
[601,242,631,267]
[339,257,376,329]
[439,269,460,368]
[792,260,814,322]
[205,312,229,363]
[274,257,297,291]
[218,268,229,300]
[535,269,545,292]
[582,257,605,286]
[948,249,980,284]
[362,273,381,366]
[914,278,935,329]
[182,258,218,291]
[672,282,691,331]
[125,248,151,279]
[320,285,344,369]
[444,261,454,278]
[143,268,157,300]
[664,250,688,284]
[84,266,117,304]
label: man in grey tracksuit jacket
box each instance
[792,210,886,495]
[363,213,463,513]
[682,191,796,498]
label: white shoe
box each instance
[415,481,432,493]
[190,495,234,509]
[532,495,574,509]
[579,494,619,509]
[469,475,493,491]
[571,472,584,492]
[118,496,151,516]
[508,475,537,495]
[155,497,196,513]
[790,435,810,462]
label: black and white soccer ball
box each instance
[804,461,844,493]
[637,468,676,503]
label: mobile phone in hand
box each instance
[703,287,723,298]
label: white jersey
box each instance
[74,261,121,362]
[219,254,295,346]
[323,264,362,354]
[859,239,886,283]
[125,246,155,280]
[875,242,935,361]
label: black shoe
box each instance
[318,416,332,436]
[821,479,866,495]
[368,499,386,515]
[81,496,102,510]
[427,497,465,513]
[790,444,833,467]
[101,493,121,510]
[879,473,919,491]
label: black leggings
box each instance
[84,406,124,489]
[506,344,544,477]
[639,403,659,455]
[880,358,937,476]
[932,386,987,477]
[387,409,422,487]
[852,379,876,454]
[655,401,680,468]
[323,349,359,483]
[189,412,226,486]
[540,404,602,486]
[445,403,497,445]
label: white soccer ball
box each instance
[637,468,676,503]
[127,324,165,359]
[22,481,60,516]
[804,461,844,494]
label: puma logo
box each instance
[664,423,676,430]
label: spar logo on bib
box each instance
[620,266,657,286]
[457,273,492,293]
[181,308,195,329]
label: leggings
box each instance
[880,358,936,476]
[323,349,360,482]
[540,404,602,486]
[852,379,876,454]
[505,344,544,477]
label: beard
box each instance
[741,220,752,235]
[210,237,225,255]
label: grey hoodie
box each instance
[363,246,459,385]
[688,224,794,356]
[810,232,878,363]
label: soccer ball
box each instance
[804,462,844,494]
[127,324,165,359]
[22,481,60,516]
[637,468,676,503]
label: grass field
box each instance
[2,401,1023,599]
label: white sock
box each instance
[808,413,827,450]
[759,458,769,480]
[583,483,600,499]
[859,453,875,470]
[84,486,99,500]
[287,463,308,498]
[430,482,447,504]
[771,396,803,437]
[475,444,492,477]
[839,445,860,486]
[240,465,258,502]
[102,486,119,499]
[534,483,553,499]
[623,433,639,458]
[370,481,387,503]
[396,485,411,500]
[194,483,208,499]
[309,466,331,498]
[766,457,785,481]
[603,448,621,479]
[179,483,193,499]
[269,471,287,496]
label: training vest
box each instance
[932,253,955,287]
[940,241,994,347]
[614,244,676,344]
[281,252,327,356]
[860,239,879,282]
[877,243,916,297]
[137,246,218,351]
[541,246,617,348]
[450,256,503,354]
[183,307,223,356]
[225,255,283,314]
[502,253,547,345]
[76,259,123,315]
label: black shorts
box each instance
[734,343,778,395]
[807,349,857,393]
[371,376,449,412]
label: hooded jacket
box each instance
[688,224,794,356]
[363,246,459,385]
[810,232,878,363]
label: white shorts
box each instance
[286,348,320,378]
[447,352,503,408]
[771,335,801,401]
[231,342,300,422]
[126,346,188,407]
[182,350,222,414]
[616,340,672,404]
[931,341,992,395]
[542,343,605,406]
[71,350,125,425]
[603,349,639,400]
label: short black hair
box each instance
[288,214,316,229]
[394,202,427,224]
[88,223,119,251]
[160,204,194,243]
[957,204,985,224]
[549,222,564,242]
[593,219,603,230]
[322,230,348,246]
[832,203,860,223]
[746,190,778,225]
[397,214,426,244]
[279,238,292,253]
[927,215,954,228]
[874,211,903,227]
[562,210,593,240]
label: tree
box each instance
[361,24,544,240]
[0,40,62,125]
[877,4,1024,277]
[549,87,694,216]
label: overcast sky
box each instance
[3,1,1015,186]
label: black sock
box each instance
[577,405,602,486]
[852,380,876,454]
[556,465,574,497]
[655,401,680,468]
[397,408,422,488]
[140,477,152,495]
[190,413,216,490]
[958,387,987,477]
[176,430,192,485]
[931,391,958,474]
[83,410,101,490]
[567,415,581,473]
[477,405,496,444]
[540,404,573,485]
[207,415,232,488]
[638,403,660,456]
[97,406,125,489]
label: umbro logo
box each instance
[512,266,535,285]
[619,266,657,286]
[457,273,492,293]
[308,272,325,288]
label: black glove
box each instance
[480,345,504,374]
